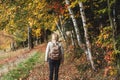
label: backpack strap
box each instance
[51,41,59,46]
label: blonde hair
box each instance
[51,33,59,41]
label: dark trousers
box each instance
[48,59,60,80]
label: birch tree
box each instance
[59,15,67,41]
[65,0,82,46]
[55,19,66,42]
[79,2,95,70]
[71,30,76,47]
[65,0,95,70]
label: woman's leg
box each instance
[54,60,60,80]
[49,59,54,80]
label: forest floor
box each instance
[0,43,119,80]
[24,44,81,80]
[0,44,43,77]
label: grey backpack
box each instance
[49,42,61,60]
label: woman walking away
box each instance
[45,33,64,80]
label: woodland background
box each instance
[0,0,120,80]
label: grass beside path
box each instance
[0,52,44,80]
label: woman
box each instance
[45,33,64,80]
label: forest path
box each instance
[0,43,112,80]
[0,44,46,77]
[25,61,80,80]
[25,45,80,80]
[0,43,80,80]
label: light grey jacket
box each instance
[45,41,64,62]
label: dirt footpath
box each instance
[0,44,46,77]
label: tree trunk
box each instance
[44,29,47,42]
[71,30,76,47]
[65,0,82,46]
[59,15,67,41]
[79,2,95,70]
[22,41,26,48]
[28,27,31,49]
[10,42,15,51]
[28,27,33,49]
[55,20,66,42]
[107,0,116,51]
[36,36,39,45]
[108,0,120,76]
[115,0,120,77]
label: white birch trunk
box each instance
[59,15,64,32]
[55,20,66,41]
[71,30,76,47]
[65,0,82,46]
[79,2,95,70]
[59,15,67,41]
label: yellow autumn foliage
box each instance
[36,28,41,37]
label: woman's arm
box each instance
[45,42,50,62]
